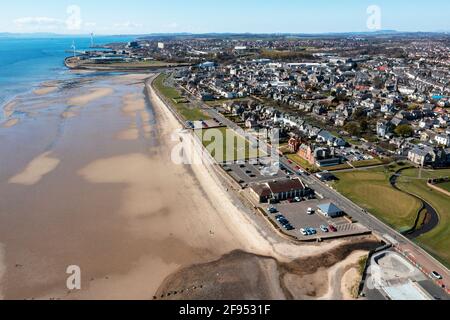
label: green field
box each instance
[153,74,210,121]
[352,158,386,168]
[285,153,318,172]
[437,181,450,193]
[396,168,450,267]
[333,164,422,231]
[195,127,266,162]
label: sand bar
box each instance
[2,101,17,118]
[68,88,113,106]
[8,151,60,186]
[33,86,58,96]
[2,118,19,128]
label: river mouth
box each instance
[390,168,439,239]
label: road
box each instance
[173,74,450,295]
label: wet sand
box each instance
[8,152,61,186]
[33,86,58,96]
[67,88,114,106]
[0,72,380,300]
[2,118,19,128]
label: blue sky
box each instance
[1,0,449,34]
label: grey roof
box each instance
[318,203,342,215]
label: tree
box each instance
[360,119,369,132]
[395,124,413,137]
[344,122,360,136]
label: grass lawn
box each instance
[195,127,266,162]
[154,74,210,121]
[285,153,318,173]
[352,158,385,168]
[396,168,450,268]
[333,165,422,232]
[324,163,353,171]
[437,181,450,192]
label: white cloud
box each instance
[85,22,97,28]
[66,5,82,31]
[13,5,83,32]
[14,17,65,29]
[114,21,143,29]
[166,22,179,29]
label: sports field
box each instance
[396,168,450,267]
[333,165,421,231]
[195,127,266,162]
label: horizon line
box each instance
[1,29,450,37]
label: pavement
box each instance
[362,250,449,300]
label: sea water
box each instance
[0,35,135,117]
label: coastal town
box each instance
[91,33,450,300]
[4,0,450,313]
[71,35,450,169]
[1,32,450,302]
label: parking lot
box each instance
[186,118,224,129]
[266,199,370,240]
[222,158,288,186]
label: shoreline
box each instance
[0,71,380,300]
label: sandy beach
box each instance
[0,72,379,300]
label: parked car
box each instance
[320,225,329,233]
[300,228,308,236]
[307,228,317,235]
[307,208,314,215]
[430,271,443,280]
[283,224,295,231]
[267,207,278,214]
[328,225,337,232]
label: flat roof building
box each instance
[317,202,343,218]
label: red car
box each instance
[328,225,338,232]
[287,160,293,164]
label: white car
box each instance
[430,271,443,280]
[300,228,308,236]
[307,208,314,215]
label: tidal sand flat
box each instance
[33,86,58,96]
[8,152,61,186]
[0,72,379,300]
[67,87,114,106]
[2,101,17,118]
[2,118,19,128]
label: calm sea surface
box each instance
[0,36,135,108]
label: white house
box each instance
[435,134,450,147]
